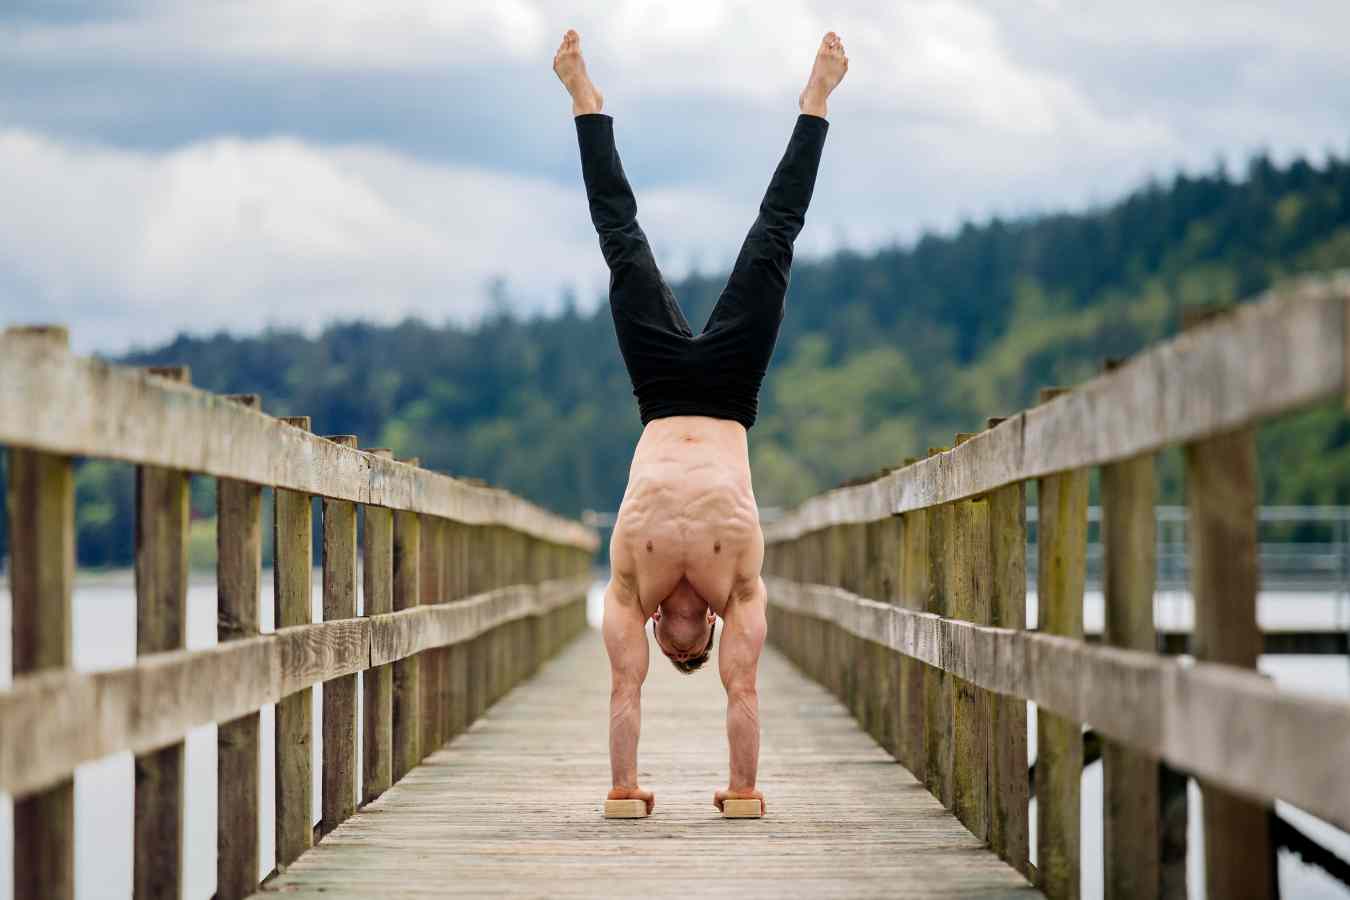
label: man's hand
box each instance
[714,786,765,815]
[608,785,656,815]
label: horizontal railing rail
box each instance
[762,273,1350,900]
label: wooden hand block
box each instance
[722,798,764,818]
[603,799,649,818]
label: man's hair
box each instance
[668,619,716,675]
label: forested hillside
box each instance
[7,152,1350,567]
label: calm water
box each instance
[1,574,1346,899]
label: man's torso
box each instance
[609,416,764,615]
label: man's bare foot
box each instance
[799,32,848,119]
[715,787,766,814]
[608,785,655,815]
[553,29,604,117]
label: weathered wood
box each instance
[133,367,190,900]
[392,459,422,783]
[362,449,395,806]
[7,441,75,900]
[420,515,445,758]
[445,522,470,739]
[322,436,360,839]
[260,632,1036,899]
[1034,451,1088,900]
[1100,452,1160,899]
[602,799,649,818]
[1186,427,1275,900]
[760,276,1349,542]
[722,798,764,818]
[987,480,1029,876]
[923,489,953,808]
[217,436,263,900]
[0,331,598,551]
[951,486,991,843]
[0,576,591,799]
[273,416,314,869]
[899,508,928,782]
[866,516,902,755]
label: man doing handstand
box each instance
[553,28,848,816]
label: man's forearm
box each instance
[609,687,642,788]
[725,688,760,791]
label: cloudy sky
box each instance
[2,1,1347,352]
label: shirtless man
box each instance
[553,29,848,816]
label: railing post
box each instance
[1036,389,1089,900]
[273,416,314,869]
[1186,426,1276,900]
[134,364,191,900]
[898,469,929,783]
[986,440,1030,876]
[951,433,992,843]
[446,521,470,739]
[1101,450,1160,899]
[419,514,445,758]
[321,435,359,838]
[217,394,264,899]
[362,448,395,805]
[466,526,487,723]
[924,449,954,809]
[7,325,76,900]
[865,515,903,754]
[392,458,421,783]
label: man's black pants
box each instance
[575,113,829,429]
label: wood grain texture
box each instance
[361,453,395,806]
[923,502,953,809]
[253,630,1037,899]
[950,494,991,842]
[133,423,190,900]
[987,482,1029,877]
[392,500,421,782]
[322,449,359,839]
[273,433,314,870]
[7,446,75,900]
[1100,454,1160,899]
[760,275,1349,542]
[1186,428,1275,900]
[218,473,263,899]
[0,332,597,550]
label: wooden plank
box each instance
[1034,450,1088,900]
[950,484,991,843]
[321,436,359,839]
[987,480,1029,876]
[0,331,597,550]
[602,799,649,819]
[1185,427,1274,900]
[217,420,263,899]
[445,522,470,739]
[420,515,445,758]
[866,516,902,755]
[898,507,928,782]
[1100,452,1159,899]
[761,276,1349,542]
[0,575,592,798]
[273,416,314,869]
[7,437,76,900]
[722,798,765,818]
[259,632,1037,899]
[133,365,190,900]
[392,458,421,783]
[362,449,395,806]
[923,493,953,808]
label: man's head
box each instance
[651,587,717,674]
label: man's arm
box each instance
[716,576,768,811]
[601,578,653,812]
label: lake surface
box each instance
[0,573,1346,899]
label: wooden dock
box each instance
[255,629,1038,898]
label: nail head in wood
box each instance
[603,799,649,819]
[722,799,764,818]
[986,416,1008,429]
[225,393,261,409]
[146,365,191,383]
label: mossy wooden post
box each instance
[924,448,953,808]
[446,521,470,739]
[985,431,1030,876]
[391,458,421,782]
[898,467,928,781]
[866,515,903,753]
[1186,427,1275,900]
[362,449,395,805]
[419,514,445,757]
[321,435,359,838]
[1101,450,1160,899]
[134,364,191,900]
[273,416,313,869]
[1036,389,1089,900]
[950,433,992,843]
[217,394,263,899]
[7,325,76,900]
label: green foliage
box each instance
[5,151,1350,568]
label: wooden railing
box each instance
[762,274,1350,900]
[0,326,598,900]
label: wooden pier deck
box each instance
[255,628,1038,898]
